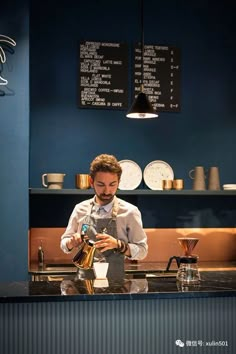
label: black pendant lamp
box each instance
[126,0,158,119]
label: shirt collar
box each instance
[92,196,114,213]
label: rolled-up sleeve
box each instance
[60,199,92,253]
[60,206,79,253]
[117,203,148,260]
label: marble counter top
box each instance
[1,271,236,303]
[29,260,236,275]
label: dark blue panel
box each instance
[30,194,236,228]
[0,1,29,281]
[29,0,236,191]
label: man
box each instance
[60,154,148,278]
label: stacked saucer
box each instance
[223,184,236,190]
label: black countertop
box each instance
[29,260,236,275]
[1,271,236,303]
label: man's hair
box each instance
[90,154,122,180]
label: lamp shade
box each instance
[126,91,158,119]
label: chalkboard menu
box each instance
[79,41,128,109]
[134,45,181,112]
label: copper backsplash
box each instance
[28,227,236,268]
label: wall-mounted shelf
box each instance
[29,188,236,196]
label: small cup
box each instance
[42,173,66,189]
[173,179,184,190]
[75,174,90,189]
[93,262,109,279]
[162,180,173,190]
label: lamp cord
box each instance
[141,0,144,92]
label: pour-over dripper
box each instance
[178,237,199,257]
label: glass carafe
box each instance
[176,256,200,284]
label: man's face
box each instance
[90,172,120,205]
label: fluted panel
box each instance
[0,297,235,354]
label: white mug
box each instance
[42,173,66,189]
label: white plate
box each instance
[118,160,142,190]
[143,160,174,190]
[223,184,236,189]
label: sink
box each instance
[45,263,76,271]
[46,263,75,267]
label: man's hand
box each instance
[95,233,118,252]
[66,233,82,250]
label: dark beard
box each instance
[96,194,114,205]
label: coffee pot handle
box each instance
[166,256,181,271]
[189,169,194,179]
[42,174,48,187]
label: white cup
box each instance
[93,279,109,288]
[93,262,109,279]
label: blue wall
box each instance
[30,0,236,189]
[0,1,29,281]
[1,0,236,281]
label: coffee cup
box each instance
[93,262,109,279]
[93,279,109,288]
[75,174,90,189]
[162,180,173,190]
[173,179,184,190]
[42,173,66,189]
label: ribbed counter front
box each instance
[1,272,235,354]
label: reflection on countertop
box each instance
[29,260,236,281]
[1,270,236,303]
[30,260,236,272]
[60,278,149,295]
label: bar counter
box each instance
[1,271,236,354]
[0,270,236,302]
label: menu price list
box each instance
[79,41,129,109]
[134,45,181,112]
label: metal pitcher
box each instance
[72,240,96,269]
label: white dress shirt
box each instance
[60,196,148,260]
